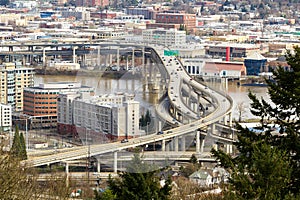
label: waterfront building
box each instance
[244,52,267,75]
[182,58,222,76]
[20,82,94,129]
[206,43,260,59]
[0,103,12,132]
[201,61,246,80]
[142,28,186,46]
[0,62,34,112]
[57,93,139,142]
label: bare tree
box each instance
[236,102,247,122]
[0,150,41,200]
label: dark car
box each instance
[157,131,164,135]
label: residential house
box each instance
[189,170,213,187]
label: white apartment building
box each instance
[57,93,139,141]
[0,62,34,111]
[0,104,11,132]
[142,28,186,46]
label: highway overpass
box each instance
[22,42,234,172]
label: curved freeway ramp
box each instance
[23,46,233,167]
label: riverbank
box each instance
[34,68,143,79]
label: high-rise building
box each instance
[0,104,12,132]
[0,62,34,111]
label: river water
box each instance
[35,74,270,121]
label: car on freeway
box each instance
[157,131,164,135]
[121,139,128,143]
[166,131,173,134]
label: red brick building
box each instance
[147,12,196,32]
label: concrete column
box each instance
[229,113,233,127]
[210,124,215,135]
[117,47,120,71]
[82,55,86,66]
[22,56,26,66]
[158,121,162,132]
[109,52,112,65]
[196,130,200,153]
[65,162,69,174]
[224,115,228,126]
[165,142,170,151]
[113,151,118,173]
[201,136,205,153]
[97,46,101,67]
[43,48,46,67]
[226,144,230,154]
[197,94,201,114]
[65,162,69,187]
[181,136,186,151]
[162,139,165,151]
[142,47,145,67]
[105,55,108,67]
[174,136,179,152]
[132,47,135,68]
[97,160,101,173]
[72,46,77,63]
[188,86,192,106]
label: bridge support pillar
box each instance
[65,162,69,174]
[224,115,228,126]
[229,113,233,127]
[201,136,205,153]
[158,121,162,133]
[142,47,145,68]
[81,55,86,66]
[65,162,69,187]
[181,136,186,151]
[105,55,108,68]
[226,144,233,154]
[109,54,113,66]
[43,48,46,67]
[113,151,118,173]
[162,139,165,151]
[196,130,200,153]
[22,56,26,66]
[97,160,101,173]
[97,46,101,67]
[132,47,135,69]
[188,86,192,107]
[166,142,170,151]
[72,46,77,63]
[210,124,215,135]
[175,136,179,152]
[117,47,120,71]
